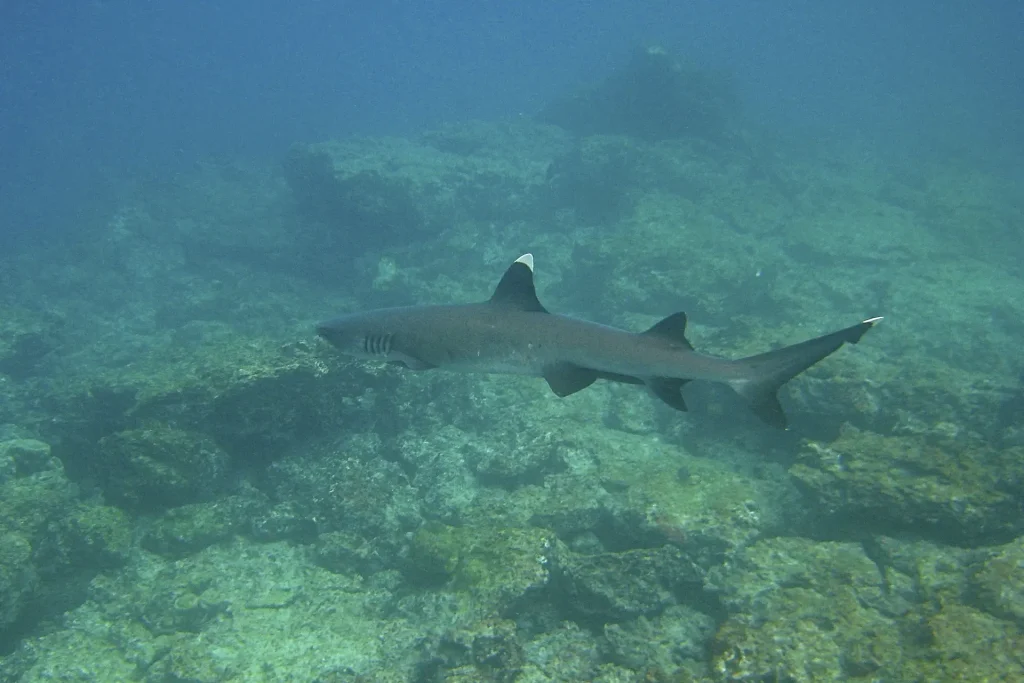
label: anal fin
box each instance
[646,378,690,412]
[745,390,787,429]
[544,364,599,397]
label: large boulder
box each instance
[708,537,902,682]
[791,425,1024,544]
[538,46,738,143]
[96,426,230,511]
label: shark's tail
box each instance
[727,317,882,428]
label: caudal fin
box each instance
[729,317,882,428]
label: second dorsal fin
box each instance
[642,312,692,349]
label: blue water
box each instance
[2,1,1021,250]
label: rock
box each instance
[970,536,1024,625]
[96,426,230,511]
[463,430,569,488]
[0,329,60,380]
[139,588,230,636]
[552,544,702,622]
[0,531,38,633]
[708,537,902,682]
[282,146,427,254]
[0,449,14,485]
[0,465,78,537]
[708,537,889,613]
[142,632,235,681]
[541,137,641,225]
[528,427,779,570]
[604,604,715,673]
[408,523,554,614]
[268,450,421,539]
[37,503,133,573]
[248,501,317,543]
[865,535,976,604]
[791,425,1024,544]
[538,46,737,143]
[141,494,268,558]
[908,601,1024,680]
[315,530,395,576]
[0,438,59,477]
[523,622,602,681]
[425,618,524,683]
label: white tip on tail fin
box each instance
[729,316,883,429]
[515,253,534,271]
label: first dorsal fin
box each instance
[642,312,693,349]
[489,253,548,313]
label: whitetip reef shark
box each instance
[317,254,881,428]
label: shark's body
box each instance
[317,254,881,427]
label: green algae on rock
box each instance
[707,534,1024,682]
[0,531,37,635]
[96,426,230,511]
[0,438,60,478]
[523,427,782,566]
[603,604,716,676]
[141,494,269,558]
[2,539,428,681]
[409,523,554,615]
[908,601,1024,680]
[0,437,136,648]
[791,425,1024,544]
[0,451,78,539]
[36,503,133,571]
[709,537,902,682]
[969,535,1024,626]
[552,544,702,622]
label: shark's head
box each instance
[317,311,438,370]
[316,253,543,366]
[316,314,394,360]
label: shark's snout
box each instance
[315,320,344,347]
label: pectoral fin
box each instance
[544,364,599,397]
[389,355,436,371]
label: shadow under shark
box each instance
[317,254,881,428]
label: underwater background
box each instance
[1,1,1023,681]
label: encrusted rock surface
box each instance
[792,425,1024,544]
[1,95,1022,680]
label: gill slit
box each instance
[364,333,393,356]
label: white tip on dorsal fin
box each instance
[862,316,884,325]
[515,253,534,271]
[489,253,546,312]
